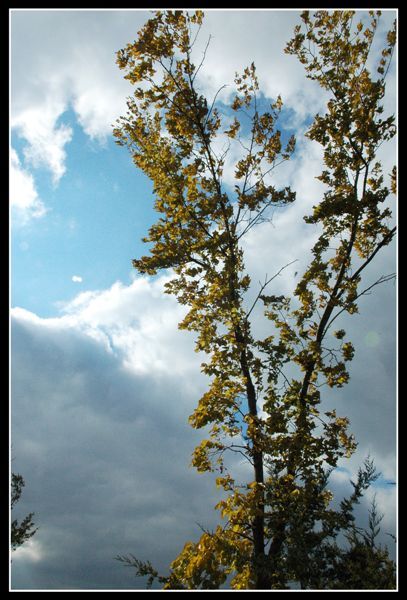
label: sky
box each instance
[10,9,397,590]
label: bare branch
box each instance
[203,84,229,129]
[326,272,396,333]
[246,260,298,321]
[191,34,211,83]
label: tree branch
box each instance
[325,272,396,333]
[246,260,298,321]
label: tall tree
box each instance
[114,10,396,589]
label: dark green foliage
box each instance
[11,473,38,551]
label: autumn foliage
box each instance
[114,10,396,589]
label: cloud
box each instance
[10,9,396,218]
[10,278,223,589]
[328,466,396,550]
[71,275,83,283]
[13,540,44,564]
[10,10,151,224]
[11,257,396,589]
[10,148,47,225]
[12,105,73,185]
[192,10,330,119]
[10,11,147,175]
[55,275,199,377]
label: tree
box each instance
[114,10,396,589]
[328,493,397,590]
[11,472,38,551]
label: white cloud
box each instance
[13,540,44,564]
[10,11,147,175]
[190,10,330,120]
[61,275,201,378]
[12,274,200,380]
[10,10,150,224]
[239,134,325,329]
[10,9,396,215]
[10,148,47,225]
[71,275,83,283]
[12,105,73,184]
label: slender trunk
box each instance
[235,324,271,589]
[194,77,272,583]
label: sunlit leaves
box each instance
[115,8,396,590]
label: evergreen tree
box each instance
[11,473,38,551]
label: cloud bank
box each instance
[11,276,223,589]
[11,258,396,589]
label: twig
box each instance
[203,84,229,129]
[191,34,211,83]
[246,260,298,320]
[325,272,396,333]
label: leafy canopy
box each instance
[114,9,396,590]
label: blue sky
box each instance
[12,109,157,317]
[10,9,397,590]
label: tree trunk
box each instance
[237,336,271,588]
